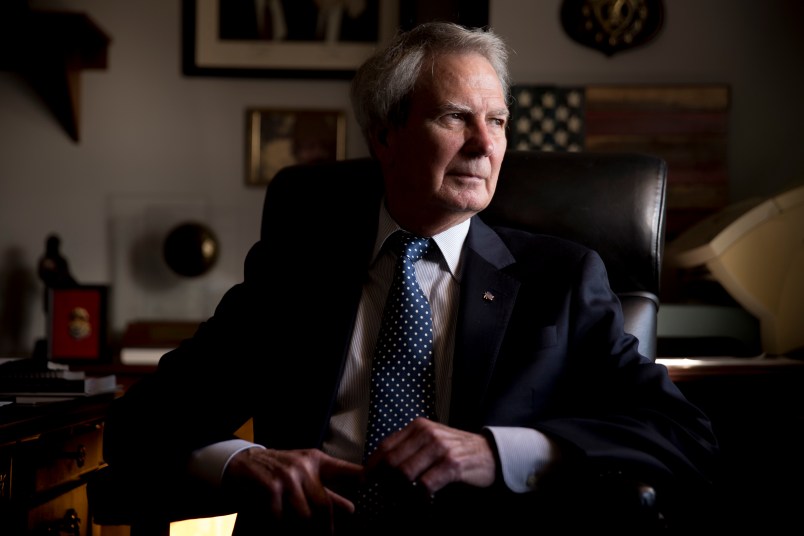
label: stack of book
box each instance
[0,358,118,404]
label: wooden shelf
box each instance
[0,5,111,142]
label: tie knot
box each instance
[388,231,430,263]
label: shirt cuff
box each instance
[187,439,266,486]
[485,426,559,493]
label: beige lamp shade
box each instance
[668,184,804,356]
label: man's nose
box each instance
[463,122,495,157]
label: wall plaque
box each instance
[560,0,664,56]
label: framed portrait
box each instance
[47,285,109,362]
[246,108,346,186]
[182,0,401,78]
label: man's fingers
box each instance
[319,454,364,481]
[327,488,357,514]
[366,418,435,473]
[365,419,497,492]
[224,447,355,529]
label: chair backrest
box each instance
[480,150,668,360]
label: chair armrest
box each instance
[529,469,669,532]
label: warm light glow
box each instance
[656,358,708,368]
[656,355,778,369]
[170,514,237,536]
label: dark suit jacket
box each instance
[104,161,718,533]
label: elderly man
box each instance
[104,22,717,535]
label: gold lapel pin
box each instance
[483,291,495,302]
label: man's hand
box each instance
[365,418,497,496]
[223,447,364,534]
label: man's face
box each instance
[375,52,509,236]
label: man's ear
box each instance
[376,128,389,146]
[370,127,392,161]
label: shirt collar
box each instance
[372,200,470,278]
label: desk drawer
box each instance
[27,481,90,536]
[16,420,104,498]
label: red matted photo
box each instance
[47,285,109,362]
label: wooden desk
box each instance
[659,355,804,533]
[0,392,115,535]
[67,357,804,534]
[658,354,804,381]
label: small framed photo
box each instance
[246,108,346,186]
[47,285,109,362]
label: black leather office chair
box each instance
[485,149,667,360]
[481,150,670,532]
[89,150,671,534]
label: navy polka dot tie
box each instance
[358,230,437,518]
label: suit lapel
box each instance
[268,161,384,447]
[310,173,384,444]
[449,217,520,430]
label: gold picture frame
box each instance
[246,108,346,186]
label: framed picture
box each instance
[246,108,346,186]
[399,1,490,31]
[182,0,401,78]
[47,285,109,362]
